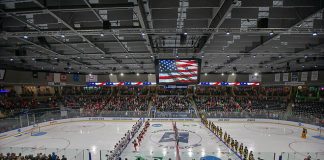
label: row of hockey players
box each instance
[109,118,144,159]
[132,119,150,151]
[201,115,254,160]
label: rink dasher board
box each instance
[0,117,321,140]
[209,118,322,132]
[0,117,200,140]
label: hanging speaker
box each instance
[103,21,111,29]
[257,18,268,28]
[180,34,187,45]
[15,48,27,56]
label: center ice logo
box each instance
[159,132,189,143]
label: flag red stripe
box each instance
[159,74,197,79]
[176,64,197,68]
[175,60,196,64]
[176,69,198,72]
[177,80,196,83]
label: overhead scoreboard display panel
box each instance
[155,59,201,84]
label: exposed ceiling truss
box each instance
[0,0,323,74]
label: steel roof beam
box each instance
[245,7,324,53]
[135,0,155,55]
[80,0,139,65]
[1,3,134,14]
[0,9,92,64]
[195,0,237,53]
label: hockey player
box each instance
[243,146,248,159]
[301,128,307,139]
[231,138,235,149]
[224,132,227,141]
[239,143,243,155]
[248,151,254,160]
[234,140,238,151]
[227,135,231,145]
[219,128,223,138]
[216,126,219,135]
[132,140,138,151]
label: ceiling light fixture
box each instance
[141,33,146,36]
[136,73,139,76]
[254,72,258,76]
[269,31,274,36]
[221,73,224,76]
[23,35,28,39]
[100,33,104,37]
[231,72,235,76]
[312,32,318,36]
[120,73,124,76]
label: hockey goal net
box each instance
[319,127,324,138]
[30,125,41,136]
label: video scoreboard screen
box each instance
[156,59,201,84]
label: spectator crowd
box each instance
[151,96,192,112]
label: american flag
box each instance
[159,59,198,83]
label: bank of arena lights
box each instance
[87,82,156,86]
[199,82,260,86]
[269,31,274,36]
[86,81,260,87]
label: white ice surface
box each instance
[1,120,323,160]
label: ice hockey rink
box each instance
[0,119,324,160]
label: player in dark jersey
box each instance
[239,143,243,155]
[243,146,248,159]
[248,151,254,160]
[132,140,138,151]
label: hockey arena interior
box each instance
[0,0,324,160]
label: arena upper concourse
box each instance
[0,0,324,160]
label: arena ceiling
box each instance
[0,0,323,74]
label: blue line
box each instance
[203,122,243,160]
